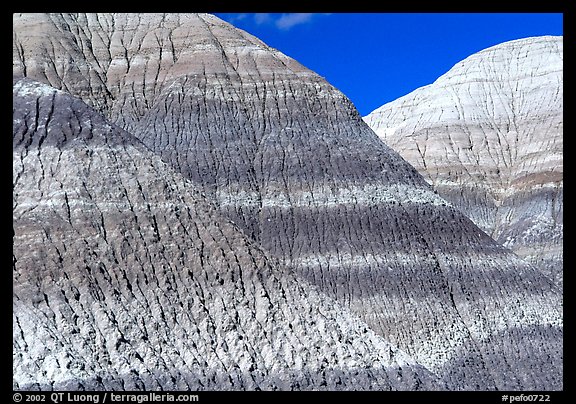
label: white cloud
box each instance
[275,13,315,30]
[227,13,248,24]
[253,13,272,25]
[231,13,328,31]
[220,13,329,31]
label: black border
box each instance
[9,5,570,401]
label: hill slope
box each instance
[13,78,440,390]
[13,14,563,390]
[364,36,563,285]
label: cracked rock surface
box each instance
[13,14,563,390]
[364,36,563,286]
[13,77,442,391]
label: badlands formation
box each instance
[364,36,563,286]
[13,14,563,390]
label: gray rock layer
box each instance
[364,36,563,286]
[13,78,441,391]
[13,14,563,390]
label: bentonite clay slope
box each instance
[364,36,563,285]
[13,14,563,390]
[13,78,442,391]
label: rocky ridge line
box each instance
[13,77,441,391]
[13,14,563,390]
[364,36,563,286]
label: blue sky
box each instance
[215,13,563,116]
